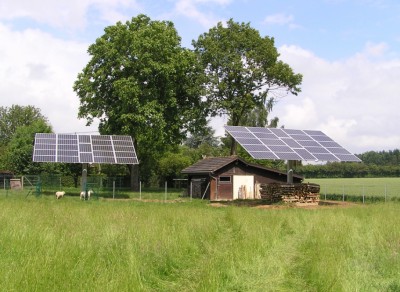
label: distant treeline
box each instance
[297,149,400,178]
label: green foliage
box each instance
[297,150,400,178]
[0,197,399,291]
[1,120,53,174]
[157,152,192,186]
[358,149,400,165]
[238,104,280,128]
[74,14,207,177]
[193,19,302,123]
[99,164,130,177]
[57,163,85,188]
[298,161,400,178]
[193,19,302,154]
[0,105,48,147]
[183,123,220,149]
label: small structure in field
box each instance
[182,156,304,201]
[0,170,13,187]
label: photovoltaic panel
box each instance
[275,152,303,160]
[270,128,290,138]
[224,126,362,162]
[33,133,138,164]
[250,151,279,159]
[241,144,270,152]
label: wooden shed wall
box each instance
[186,160,302,201]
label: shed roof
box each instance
[182,156,239,174]
[181,156,303,179]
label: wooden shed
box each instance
[181,156,303,201]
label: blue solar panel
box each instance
[275,152,303,160]
[260,139,286,146]
[250,151,279,159]
[293,148,316,160]
[33,133,138,164]
[224,126,362,162]
[268,145,293,153]
[242,144,270,152]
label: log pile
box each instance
[259,182,320,205]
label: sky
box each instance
[1,0,400,155]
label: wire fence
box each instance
[1,175,189,201]
[319,183,400,203]
[3,175,400,203]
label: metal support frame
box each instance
[287,160,294,184]
[81,163,88,200]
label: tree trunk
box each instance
[128,164,140,191]
[73,176,78,188]
[230,136,237,155]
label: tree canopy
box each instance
[1,119,53,174]
[0,105,52,174]
[0,105,48,147]
[193,19,302,154]
[74,14,207,185]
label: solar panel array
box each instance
[224,126,361,162]
[33,133,138,164]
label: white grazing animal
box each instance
[55,191,65,199]
[80,189,93,200]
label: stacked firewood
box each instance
[259,182,320,204]
[259,183,284,203]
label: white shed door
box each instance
[233,175,254,199]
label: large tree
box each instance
[1,119,53,174]
[0,105,48,147]
[73,14,207,189]
[193,19,302,154]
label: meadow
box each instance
[1,190,400,291]
[306,177,400,201]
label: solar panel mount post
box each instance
[33,133,139,164]
[224,126,361,163]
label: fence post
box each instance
[190,180,193,201]
[385,184,387,202]
[139,181,142,200]
[362,185,365,204]
[113,180,115,199]
[342,185,345,202]
[165,181,167,202]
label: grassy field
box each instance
[1,192,400,291]
[305,177,400,200]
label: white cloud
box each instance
[274,43,400,153]
[173,0,225,28]
[263,13,299,29]
[279,97,318,129]
[0,24,99,134]
[0,0,141,31]
[361,41,388,57]
[264,13,293,25]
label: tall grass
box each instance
[0,194,399,291]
